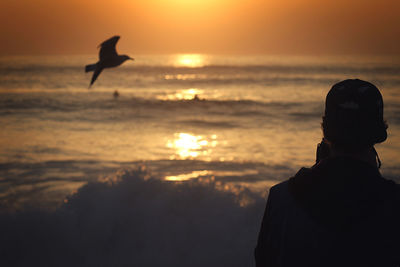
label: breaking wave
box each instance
[0,166,267,267]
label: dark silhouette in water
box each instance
[113,90,119,98]
[255,79,400,266]
[192,94,205,101]
[85,35,134,87]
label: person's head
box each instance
[322,79,387,154]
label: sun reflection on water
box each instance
[158,88,204,101]
[175,54,206,68]
[157,88,205,101]
[165,170,210,181]
[166,133,218,159]
[164,169,259,182]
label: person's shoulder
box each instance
[266,180,294,212]
[270,167,312,193]
[270,180,289,192]
[268,167,312,204]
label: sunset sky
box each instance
[0,0,399,55]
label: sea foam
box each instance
[0,166,267,267]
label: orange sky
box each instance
[0,0,399,55]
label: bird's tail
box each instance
[85,63,97,72]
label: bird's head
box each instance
[122,55,134,62]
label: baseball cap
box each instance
[322,79,387,147]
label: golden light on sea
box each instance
[175,54,206,68]
[159,88,204,100]
[166,133,218,159]
[174,88,202,100]
[164,169,259,182]
[165,170,210,181]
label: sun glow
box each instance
[176,54,206,68]
[146,0,229,11]
[167,133,218,159]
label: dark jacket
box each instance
[255,157,400,267]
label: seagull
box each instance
[85,35,134,87]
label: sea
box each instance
[0,54,399,266]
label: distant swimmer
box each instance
[192,94,204,101]
[85,36,134,88]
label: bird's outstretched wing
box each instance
[98,35,120,61]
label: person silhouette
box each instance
[255,79,400,267]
